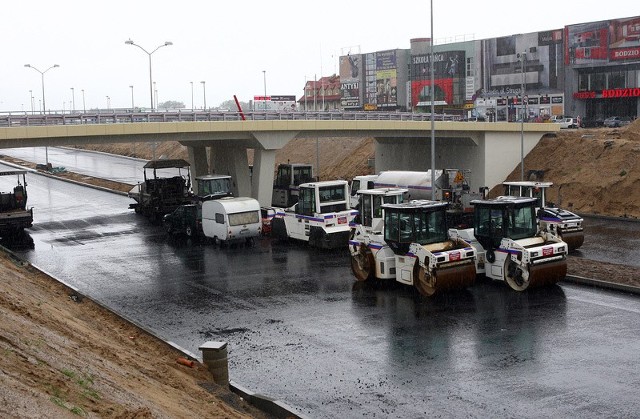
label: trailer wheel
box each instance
[414,262,437,297]
[351,247,374,281]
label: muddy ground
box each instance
[2,119,640,417]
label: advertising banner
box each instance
[339,54,362,108]
[566,16,640,66]
[376,50,398,107]
[410,51,466,79]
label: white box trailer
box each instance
[202,197,262,244]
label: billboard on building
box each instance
[410,50,465,106]
[566,16,640,66]
[254,95,297,111]
[339,54,362,108]
[375,50,398,108]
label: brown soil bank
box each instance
[73,119,640,219]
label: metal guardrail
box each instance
[0,110,461,127]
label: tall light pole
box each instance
[81,89,86,113]
[24,63,59,114]
[70,87,75,112]
[518,51,527,180]
[190,81,194,111]
[129,85,135,110]
[106,96,111,110]
[262,70,267,111]
[124,39,172,112]
[25,63,59,168]
[201,81,207,110]
[29,90,34,114]
[429,0,436,200]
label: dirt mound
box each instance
[75,119,640,218]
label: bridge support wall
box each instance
[187,145,209,195]
[210,145,252,197]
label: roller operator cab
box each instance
[196,174,233,201]
[271,163,314,207]
[270,180,357,249]
[349,199,476,297]
[503,181,584,251]
[450,196,568,292]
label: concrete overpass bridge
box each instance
[0,111,558,206]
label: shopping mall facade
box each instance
[337,14,640,122]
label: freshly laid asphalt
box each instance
[2,158,639,418]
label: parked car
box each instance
[603,116,632,128]
[580,118,604,128]
[556,117,578,129]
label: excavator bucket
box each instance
[415,261,476,297]
[559,231,584,252]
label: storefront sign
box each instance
[573,88,640,99]
[602,88,640,98]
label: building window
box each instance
[466,57,474,77]
[608,71,626,89]
[591,72,606,90]
[578,73,589,91]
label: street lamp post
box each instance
[106,96,111,110]
[81,89,86,113]
[124,39,173,112]
[25,63,59,168]
[71,87,75,112]
[24,63,59,114]
[201,81,207,110]
[190,81,194,111]
[129,85,135,110]
[518,51,527,180]
[262,70,267,111]
[429,0,436,200]
[29,90,34,114]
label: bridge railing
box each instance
[0,110,461,127]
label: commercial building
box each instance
[330,14,639,122]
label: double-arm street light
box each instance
[124,39,173,112]
[24,63,59,113]
[201,81,207,110]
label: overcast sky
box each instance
[1,1,635,112]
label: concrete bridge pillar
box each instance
[209,145,252,198]
[186,145,209,195]
[251,132,298,207]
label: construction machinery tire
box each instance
[414,260,476,297]
[505,258,567,291]
[351,247,375,281]
[270,217,288,241]
[559,230,584,251]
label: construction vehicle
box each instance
[450,196,568,292]
[503,181,584,251]
[272,163,314,207]
[0,170,34,238]
[128,159,193,222]
[270,180,357,249]
[163,174,234,238]
[351,169,484,227]
[349,198,477,296]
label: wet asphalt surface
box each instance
[2,156,640,417]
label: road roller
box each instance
[450,196,568,292]
[349,195,476,297]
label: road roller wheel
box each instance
[351,247,375,281]
[414,264,437,297]
[559,230,584,252]
[505,259,530,292]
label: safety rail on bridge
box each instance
[0,110,461,127]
